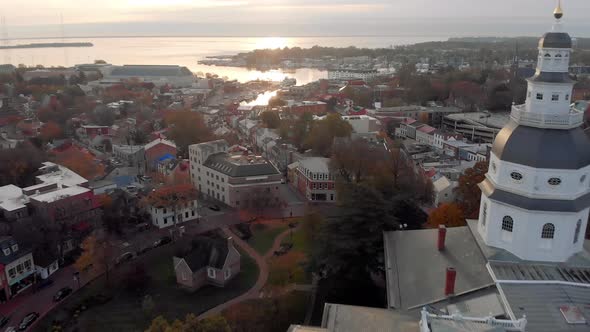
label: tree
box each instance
[259,111,281,129]
[268,97,286,108]
[124,263,150,293]
[301,212,324,244]
[142,295,156,318]
[330,138,382,184]
[0,143,46,187]
[310,183,398,279]
[145,314,231,332]
[304,113,352,156]
[455,161,489,219]
[166,110,214,157]
[51,147,105,180]
[427,203,466,228]
[74,230,116,283]
[39,121,63,142]
[146,316,170,332]
[340,85,372,107]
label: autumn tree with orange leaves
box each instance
[39,121,63,142]
[165,110,214,157]
[455,161,489,219]
[51,147,105,180]
[427,203,466,228]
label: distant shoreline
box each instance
[0,42,93,50]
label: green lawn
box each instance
[281,225,311,255]
[268,226,313,286]
[37,242,259,332]
[247,223,289,256]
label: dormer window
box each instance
[544,53,551,57]
[2,248,10,256]
[11,244,18,252]
[555,54,562,58]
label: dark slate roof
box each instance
[204,153,280,178]
[527,71,574,84]
[500,283,590,332]
[480,178,590,213]
[492,120,590,170]
[539,32,572,49]
[110,65,193,77]
[0,237,31,265]
[182,238,229,271]
[383,227,493,310]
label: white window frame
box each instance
[207,267,216,278]
[224,268,231,280]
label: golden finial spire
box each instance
[554,0,563,20]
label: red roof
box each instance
[417,125,436,134]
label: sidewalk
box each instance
[0,265,97,331]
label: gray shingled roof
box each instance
[182,238,229,271]
[500,283,590,332]
[110,65,192,77]
[384,227,493,310]
[539,32,572,49]
[492,121,590,170]
[480,178,590,213]
[527,71,574,84]
[204,153,280,178]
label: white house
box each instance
[149,200,199,229]
[432,176,457,206]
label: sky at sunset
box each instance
[3,0,590,38]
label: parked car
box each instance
[153,235,172,248]
[53,287,73,302]
[0,316,9,328]
[135,223,150,232]
[37,278,54,290]
[18,312,39,331]
[137,246,152,255]
[115,252,134,265]
[209,205,220,211]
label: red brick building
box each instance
[145,138,177,172]
[291,157,337,202]
[285,101,328,115]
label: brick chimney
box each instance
[437,225,447,251]
[445,267,456,296]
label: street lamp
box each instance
[73,271,81,289]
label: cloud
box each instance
[4,0,590,37]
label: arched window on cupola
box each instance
[502,216,514,232]
[501,216,514,242]
[541,223,555,239]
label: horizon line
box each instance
[0,34,570,42]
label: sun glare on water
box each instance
[254,37,290,50]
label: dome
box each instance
[492,121,590,169]
[539,32,572,49]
